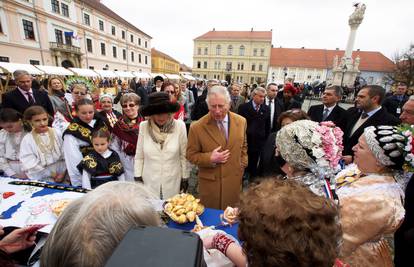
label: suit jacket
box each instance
[186,112,248,209]
[191,90,208,121]
[230,95,245,113]
[383,94,409,118]
[266,97,284,132]
[343,107,400,156]
[2,88,54,116]
[282,97,302,111]
[307,104,347,131]
[238,101,270,151]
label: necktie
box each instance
[361,112,369,119]
[255,105,260,112]
[26,92,35,105]
[322,108,329,121]
[218,120,227,141]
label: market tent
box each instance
[115,70,134,78]
[150,73,167,79]
[68,68,100,77]
[0,62,44,75]
[165,74,182,80]
[35,65,74,76]
[94,69,118,78]
[181,74,196,81]
[133,72,152,79]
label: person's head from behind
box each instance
[277,109,310,128]
[238,179,341,267]
[400,96,414,124]
[322,86,342,107]
[92,129,111,154]
[355,85,385,112]
[40,181,162,267]
[13,70,32,91]
[0,108,23,133]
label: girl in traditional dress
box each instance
[63,98,108,187]
[0,108,29,179]
[111,93,143,180]
[20,106,66,182]
[98,93,122,131]
[77,129,125,189]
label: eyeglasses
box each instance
[122,103,136,109]
[165,91,174,95]
[73,92,87,96]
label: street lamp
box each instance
[340,65,348,88]
[283,66,287,83]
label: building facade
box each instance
[193,30,272,84]
[151,48,180,74]
[0,0,151,72]
[267,47,395,88]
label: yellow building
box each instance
[151,48,180,74]
[193,29,272,84]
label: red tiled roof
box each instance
[83,0,151,38]
[270,48,395,72]
[151,48,180,64]
[195,31,272,41]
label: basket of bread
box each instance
[164,193,205,224]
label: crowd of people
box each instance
[0,69,413,267]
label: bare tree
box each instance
[386,44,414,87]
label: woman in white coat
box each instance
[134,92,189,199]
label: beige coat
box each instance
[134,119,189,199]
[187,112,248,209]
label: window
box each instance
[239,45,245,56]
[226,62,232,71]
[259,64,263,71]
[203,74,207,79]
[227,45,233,56]
[130,34,134,43]
[61,3,69,17]
[86,38,93,53]
[216,45,221,55]
[0,22,3,33]
[240,63,244,70]
[316,75,321,79]
[131,51,135,62]
[260,48,264,57]
[0,56,10,62]
[65,34,72,46]
[55,29,63,44]
[83,13,90,26]
[237,63,240,70]
[251,64,256,71]
[307,75,312,79]
[100,43,106,55]
[197,47,201,55]
[22,19,35,40]
[111,26,116,36]
[197,61,201,68]
[145,55,148,65]
[121,30,125,39]
[253,48,257,56]
[51,0,60,13]
[122,49,126,60]
[203,61,207,69]
[138,38,141,45]
[204,47,208,55]
[29,60,40,65]
[138,54,141,63]
[112,46,117,58]
[145,41,147,48]
[89,66,94,70]
[214,61,218,70]
[99,20,104,31]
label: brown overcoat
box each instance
[186,112,248,209]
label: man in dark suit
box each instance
[383,82,409,118]
[229,83,245,113]
[2,70,54,116]
[342,85,400,164]
[265,83,283,132]
[191,80,219,121]
[238,87,270,179]
[307,85,347,131]
[395,96,414,267]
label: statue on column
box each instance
[354,56,361,71]
[349,3,366,27]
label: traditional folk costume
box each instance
[77,149,125,189]
[0,129,28,177]
[99,109,122,130]
[19,128,66,182]
[63,116,107,187]
[49,91,73,122]
[111,115,143,181]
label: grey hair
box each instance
[40,182,162,267]
[13,70,31,80]
[206,85,231,105]
[409,95,414,101]
[325,85,343,97]
[251,87,267,97]
[120,92,141,105]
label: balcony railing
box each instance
[49,42,82,55]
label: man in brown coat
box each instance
[187,86,248,209]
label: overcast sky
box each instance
[102,0,413,67]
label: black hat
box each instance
[153,75,164,83]
[140,92,180,116]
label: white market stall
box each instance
[0,62,45,93]
[133,72,152,79]
[68,68,100,77]
[150,73,167,79]
[165,74,182,80]
[94,69,118,78]
[35,65,74,76]
[114,70,135,78]
[181,73,196,81]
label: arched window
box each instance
[239,45,245,56]
[216,45,221,55]
[227,45,233,56]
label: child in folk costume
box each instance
[20,106,66,182]
[0,108,29,178]
[77,129,125,189]
[63,98,108,187]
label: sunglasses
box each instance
[73,92,87,96]
[122,103,136,108]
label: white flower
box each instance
[312,147,325,159]
[311,133,322,145]
[405,145,412,152]
[316,158,329,167]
